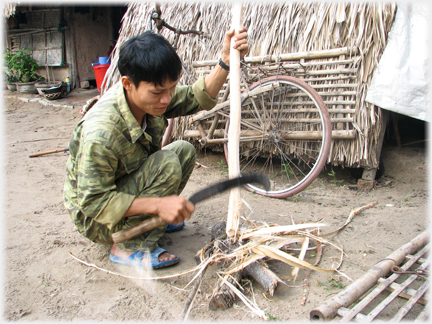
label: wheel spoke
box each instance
[224,75,331,198]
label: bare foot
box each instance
[110,243,176,263]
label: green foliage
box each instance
[217,159,228,173]
[328,169,344,186]
[318,278,345,290]
[265,312,281,321]
[4,71,17,84]
[3,48,40,82]
[281,162,294,180]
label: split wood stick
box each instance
[226,2,242,241]
[179,265,208,321]
[29,147,69,158]
[300,271,311,306]
[291,237,310,279]
[9,136,70,145]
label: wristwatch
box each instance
[218,58,230,72]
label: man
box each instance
[63,27,249,269]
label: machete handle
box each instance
[111,173,270,244]
[112,216,166,244]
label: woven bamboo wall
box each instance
[173,46,383,168]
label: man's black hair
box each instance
[118,31,182,87]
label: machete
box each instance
[111,173,270,243]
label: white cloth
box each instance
[365,4,429,122]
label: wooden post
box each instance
[226,2,242,241]
[360,108,389,184]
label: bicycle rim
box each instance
[224,75,331,198]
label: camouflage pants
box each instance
[93,140,196,252]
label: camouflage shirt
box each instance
[63,77,217,241]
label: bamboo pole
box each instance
[309,230,429,321]
[183,129,357,140]
[226,2,242,241]
[192,47,359,67]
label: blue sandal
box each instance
[109,247,179,269]
[165,222,185,233]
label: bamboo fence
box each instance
[103,2,397,169]
[310,230,429,321]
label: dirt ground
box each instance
[2,91,429,321]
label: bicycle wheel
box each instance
[224,75,331,198]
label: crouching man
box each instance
[63,27,249,269]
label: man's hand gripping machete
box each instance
[111,173,270,243]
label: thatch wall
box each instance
[103,2,397,168]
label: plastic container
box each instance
[93,64,110,92]
[98,56,110,65]
[65,76,71,93]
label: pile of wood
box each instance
[182,218,340,320]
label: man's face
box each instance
[122,76,178,117]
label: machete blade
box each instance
[188,173,270,205]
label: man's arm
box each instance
[123,195,195,226]
[75,141,194,228]
[204,26,249,99]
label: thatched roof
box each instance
[103,2,397,168]
[104,2,396,87]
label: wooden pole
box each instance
[226,2,242,241]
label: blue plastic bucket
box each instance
[99,56,110,64]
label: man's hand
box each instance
[221,26,249,65]
[203,26,249,99]
[155,196,195,225]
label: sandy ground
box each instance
[2,91,429,321]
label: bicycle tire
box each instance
[224,75,331,198]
